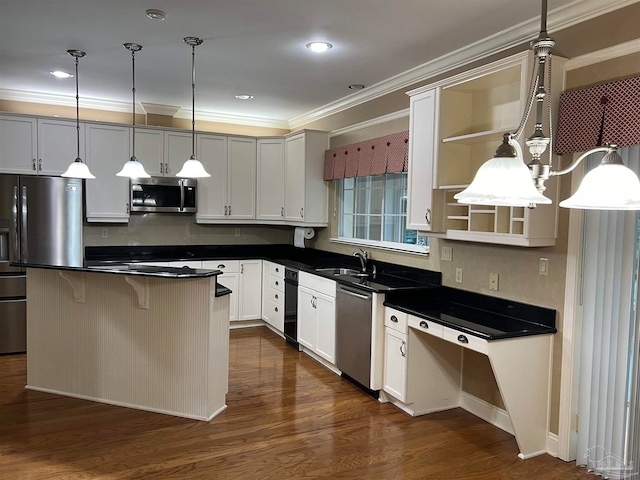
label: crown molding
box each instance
[0,88,140,113]
[565,38,640,70]
[288,0,638,129]
[329,109,409,137]
[173,109,289,130]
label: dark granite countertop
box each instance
[16,262,221,279]
[384,287,557,340]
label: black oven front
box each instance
[284,268,299,349]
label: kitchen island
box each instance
[22,263,230,421]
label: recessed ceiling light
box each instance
[146,9,166,20]
[348,84,365,90]
[306,42,333,53]
[50,70,73,78]
[235,94,254,100]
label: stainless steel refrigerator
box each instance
[0,174,83,354]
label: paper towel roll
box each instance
[294,227,315,248]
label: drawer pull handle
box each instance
[275,281,279,286]
[217,264,225,269]
[457,334,469,344]
[274,294,279,299]
[400,341,406,357]
[274,307,278,312]
[419,320,428,329]
[275,268,279,272]
[390,315,398,323]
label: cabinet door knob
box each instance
[400,341,406,357]
[160,161,164,174]
[300,207,304,218]
[275,307,278,312]
[274,294,278,299]
[228,205,231,215]
[126,202,130,214]
[457,334,469,344]
[241,264,244,274]
[275,267,279,272]
[420,320,428,329]
[425,209,431,224]
[165,163,170,174]
[38,158,42,171]
[390,315,398,323]
[281,206,284,217]
[32,159,36,171]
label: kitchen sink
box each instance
[314,267,370,278]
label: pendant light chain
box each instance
[74,54,80,161]
[132,47,136,159]
[191,41,196,159]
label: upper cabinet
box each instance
[196,135,256,223]
[284,130,329,226]
[0,116,80,176]
[407,52,566,247]
[85,123,130,223]
[256,138,285,222]
[163,130,193,176]
[134,128,164,176]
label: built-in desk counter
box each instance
[20,263,230,421]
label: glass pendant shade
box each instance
[116,157,150,178]
[454,139,551,207]
[559,162,640,210]
[62,158,96,179]
[175,156,211,178]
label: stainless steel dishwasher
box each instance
[336,284,373,389]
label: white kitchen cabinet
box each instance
[0,115,38,174]
[238,259,262,320]
[256,138,285,222]
[85,123,130,223]
[0,116,83,176]
[406,88,442,232]
[284,130,329,226]
[164,130,193,176]
[261,261,272,323]
[196,134,228,221]
[196,136,256,223]
[168,260,203,269]
[383,328,408,402]
[262,261,285,332]
[134,128,164,176]
[204,260,239,321]
[298,272,336,364]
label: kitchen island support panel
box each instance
[25,268,230,421]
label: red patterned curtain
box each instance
[555,76,640,155]
[323,130,409,180]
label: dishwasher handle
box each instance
[337,285,371,300]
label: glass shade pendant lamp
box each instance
[454,0,640,210]
[61,50,95,179]
[117,43,150,178]
[176,36,210,178]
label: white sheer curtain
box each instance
[576,145,640,479]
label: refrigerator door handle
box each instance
[21,185,28,262]
[11,185,19,263]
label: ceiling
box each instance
[0,0,634,129]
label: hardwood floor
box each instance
[0,326,589,479]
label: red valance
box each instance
[323,130,409,180]
[555,75,640,155]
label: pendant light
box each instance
[176,36,210,178]
[117,43,150,178]
[61,50,95,179]
[454,0,640,210]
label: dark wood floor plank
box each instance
[0,326,590,479]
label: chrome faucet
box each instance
[353,248,368,273]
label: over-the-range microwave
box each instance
[130,177,197,213]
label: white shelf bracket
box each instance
[58,271,86,303]
[125,276,150,310]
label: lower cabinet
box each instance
[383,328,408,402]
[262,261,284,332]
[202,259,261,322]
[298,272,336,364]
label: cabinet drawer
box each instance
[408,315,443,338]
[298,271,336,297]
[203,260,239,273]
[269,300,284,331]
[270,263,285,278]
[384,307,408,334]
[270,287,284,305]
[442,326,488,355]
[270,274,284,292]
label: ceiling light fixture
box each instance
[306,42,333,53]
[235,94,254,100]
[117,43,150,179]
[61,50,95,179]
[176,37,210,178]
[348,84,365,90]
[145,9,166,20]
[454,0,640,210]
[50,70,73,79]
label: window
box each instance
[335,172,428,253]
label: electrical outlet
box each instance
[101,228,108,238]
[234,228,241,237]
[539,257,549,276]
[489,272,499,291]
[441,246,453,262]
[455,267,463,284]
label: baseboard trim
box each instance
[546,432,559,457]
[229,319,264,329]
[460,391,514,436]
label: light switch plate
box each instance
[441,246,453,262]
[455,268,463,284]
[539,257,549,276]
[489,272,499,291]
